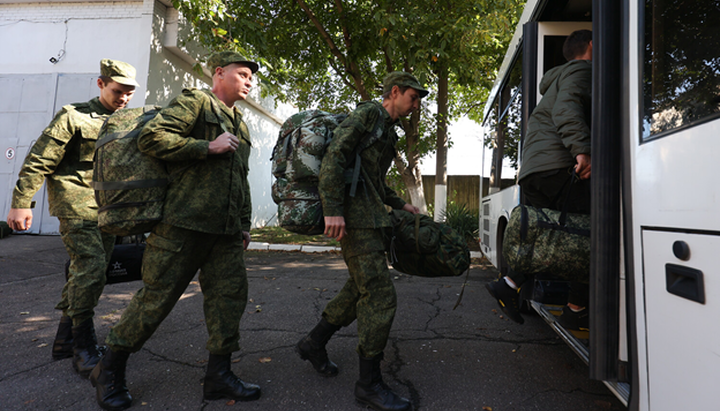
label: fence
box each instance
[399,175,515,214]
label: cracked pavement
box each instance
[0,234,623,410]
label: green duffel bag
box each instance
[388,210,470,277]
[503,204,590,282]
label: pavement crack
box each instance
[142,347,205,369]
[387,338,421,410]
[0,360,59,383]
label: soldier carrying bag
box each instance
[502,173,591,280]
[270,109,383,235]
[93,90,228,236]
[387,209,471,277]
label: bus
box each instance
[479,0,720,410]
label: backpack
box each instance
[93,105,167,236]
[387,209,471,277]
[270,108,383,235]
[93,91,228,236]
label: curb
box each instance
[247,242,341,253]
[248,242,484,259]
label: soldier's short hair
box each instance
[563,29,592,61]
[381,85,411,100]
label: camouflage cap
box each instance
[207,51,259,73]
[100,59,139,87]
[383,71,429,98]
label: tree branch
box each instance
[295,0,347,67]
[328,57,357,92]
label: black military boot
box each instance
[295,317,341,376]
[89,348,132,411]
[355,353,411,411]
[203,353,261,402]
[52,315,74,360]
[71,318,103,378]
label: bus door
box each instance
[629,1,720,409]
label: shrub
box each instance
[440,202,479,243]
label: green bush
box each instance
[440,202,479,243]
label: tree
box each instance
[173,0,522,211]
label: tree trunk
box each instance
[396,109,428,213]
[395,158,427,214]
[434,65,449,221]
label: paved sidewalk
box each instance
[0,234,623,411]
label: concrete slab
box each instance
[300,245,340,253]
[268,244,302,252]
[0,234,623,411]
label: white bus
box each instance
[479,0,720,410]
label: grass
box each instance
[250,226,340,247]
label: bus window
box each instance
[484,56,523,176]
[642,0,720,139]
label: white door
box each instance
[0,73,98,235]
[630,2,720,409]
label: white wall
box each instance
[0,1,152,98]
[0,0,287,231]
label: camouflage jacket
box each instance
[138,88,252,234]
[11,97,113,220]
[319,100,406,229]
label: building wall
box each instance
[0,0,287,232]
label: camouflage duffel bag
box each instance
[93,106,167,236]
[503,204,590,281]
[388,210,470,277]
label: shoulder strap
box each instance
[202,90,230,134]
[348,106,386,197]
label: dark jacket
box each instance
[519,59,592,181]
[138,88,252,234]
[319,100,406,229]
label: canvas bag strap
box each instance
[414,213,422,254]
[348,106,385,197]
[202,89,231,134]
[169,91,227,183]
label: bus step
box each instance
[529,300,630,406]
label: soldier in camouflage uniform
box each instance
[6,59,138,378]
[296,72,428,411]
[90,51,261,411]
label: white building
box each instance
[0,0,289,234]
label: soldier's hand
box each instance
[208,132,240,155]
[324,216,347,241]
[402,203,420,214]
[575,154,591,180]
[242,231,251,250]
[7,208,33,231]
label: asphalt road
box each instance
[0,234,623,411]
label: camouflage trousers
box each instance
[56,219,116,326]
[106,223,248,354]
[323,228,396,358]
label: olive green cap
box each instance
[100,59,139,87]
[383,71,429,98]
[207,51,259,73]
